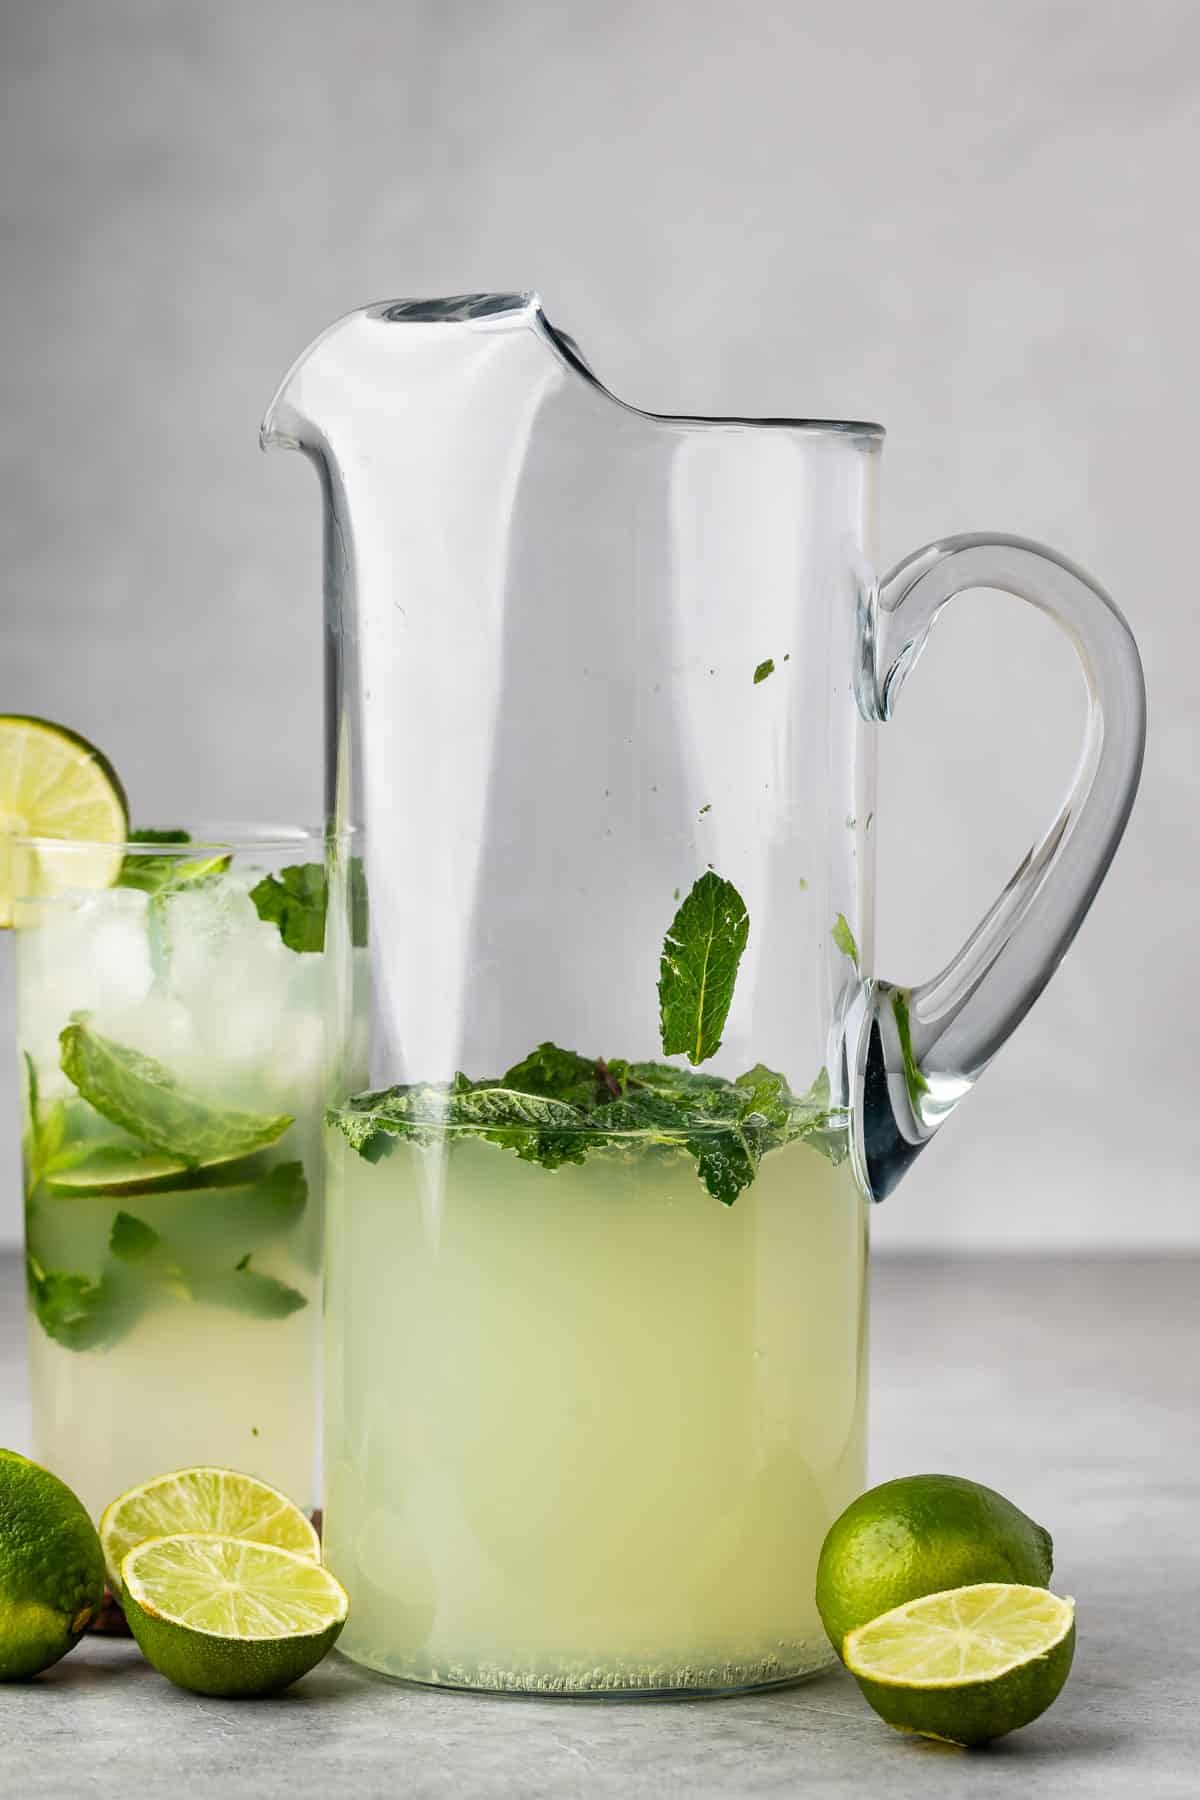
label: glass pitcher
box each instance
[263,293,1145,1695]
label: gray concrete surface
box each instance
[1,1251,1196,1797]
[1,3,1196,1253]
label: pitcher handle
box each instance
[853,533,1146,1199]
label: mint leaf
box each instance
[753,658,775,684]
[334,1082,588,1170]
[119,830,232,898]
[688,1131,758,1205]
[228,1159,308,1233]
[200,1257,308,1319]
[250,863,326,953]
[109,1211,161,1261]
[832,913,859,968]
[250,858,369,953]
[26,1257,119,1350]
[659,872,750,1066]
[333,1049,850,1200]
[892,990,929,1101]
[59,1024,292,1169]
[503,1043,627,1107]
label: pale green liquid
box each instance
[325,1130,868,1693]
[18,876,324,1520]
[26,1162,321,1520]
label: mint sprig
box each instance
[331,1051,847,1205]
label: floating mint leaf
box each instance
[659,872,750,1066]
[626,1061,729,1102]
[200,1257,308,1319]
[227,1159,308,1233]
[503,1043,627,1107]
[332,1081,588,1171]
[689,1131,758,1205]
[753,658,775,684]
[832,913,859,968]
[109,1211,161,1261]
[119,829,232,898]
[250,857,369,954]
[333,1047,850,1195]
[59,1024,292,1169]
[250,863,326,953]
[26,1256,120,1350]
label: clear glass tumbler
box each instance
[14,826,325,1521]
[264,293,1145,1695]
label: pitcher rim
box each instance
[363,291,887,441]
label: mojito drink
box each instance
[16,835,326,1520]
[324,1047,868,1693]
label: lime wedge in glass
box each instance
[121,1534,348,1696]
[844,1582,1076,1746]
[100,1466,320,1592]
[44,1145,193,1194]
[0,716,129,926]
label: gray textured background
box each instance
[1,1,1193,1249]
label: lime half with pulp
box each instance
[100,1466,320,1593]
[844,1582,1075,1746]
[0,716,128,926]
[121,1534,348,1696]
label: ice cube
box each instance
[16,887,155,1090]
[159,877,294,1078]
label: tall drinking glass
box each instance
[14,826,325,1520]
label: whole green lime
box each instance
[815,1474,1053,1657]
[0,1448,106,1678]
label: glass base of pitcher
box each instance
[337,1639,838,1698]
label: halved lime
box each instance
[844,1582,1076,1746]
[121,1534,348,1696]
[0,716,129,926]
[100,1466,320,1593]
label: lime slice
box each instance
[44,1145,192,1194]
[844,1582,1076,1746]
[121,1534,348,1696]
[100,1466,320,1592]
[0,716,129,927]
